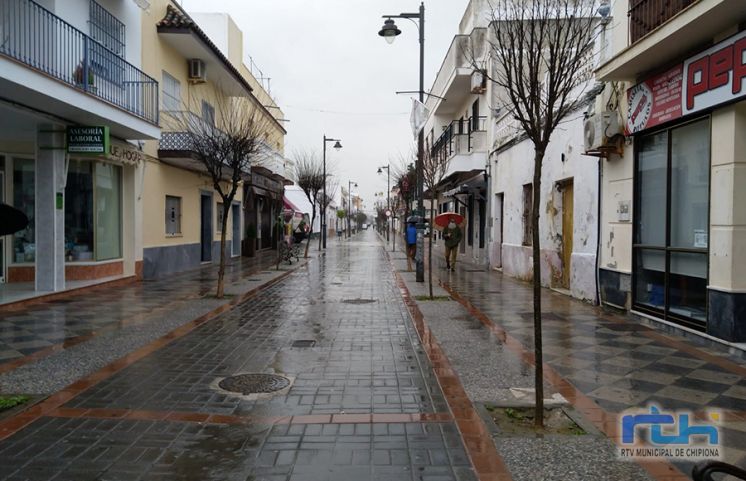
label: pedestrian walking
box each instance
[406,219,417,272]
[442,216,462,271]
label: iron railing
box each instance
[0,0,158,125]
[629,0,697,44]
[431,116,488,160]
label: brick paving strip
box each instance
[0,237,480,481]
[390,268,513,481]
[440,281,708,481]
[43,407,454,426]
[0,262,301,442]
[0,254,281,376]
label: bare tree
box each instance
[293,150,324,258]
[318,179,339,250]
[480,0,598,426]
[173,93,272,299]
[421,140,453,299]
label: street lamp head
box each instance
[333,141,342,150]
[377,167,383,174]
[378,18,401,44]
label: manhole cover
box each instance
[292,340,316,348]
[218,373,290,394]
[342,298,376,304]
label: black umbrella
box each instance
[0,203,29,236]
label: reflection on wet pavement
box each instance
[435,256,746,475]
[0,233,479,481]
[0,255,278,367]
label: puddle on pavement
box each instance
[162,424,265,480]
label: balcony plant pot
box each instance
[73,64,95,92]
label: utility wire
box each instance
[284,105,409,116]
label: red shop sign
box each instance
[626,29,746,134]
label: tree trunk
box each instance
[318,209,323,251]
[532,148,545,428]
[428,208,434,299]
[216,200,230,299]
[306,212,316,258]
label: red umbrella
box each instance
[433,212,465,231]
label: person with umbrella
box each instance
[442,215,462,271]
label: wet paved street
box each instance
[429,249,746,477]
[0,234,478,481]
[0,254,278,368]
[1,231,746,480]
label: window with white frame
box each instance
[165,195,182,235]
[162,72,181,112]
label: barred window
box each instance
[89,0,125,57]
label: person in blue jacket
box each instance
[405,220,417,272]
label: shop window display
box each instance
[12,158,35,264]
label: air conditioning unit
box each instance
[471,70,486,94]
[188,59,206,83]
[584,111,621,153]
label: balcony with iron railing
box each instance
[0,0,159,125]
[158,111,223,154]
[628,0,698,44]
[431,116,488,162]
[599,0,744,82]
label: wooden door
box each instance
[561,180,574,289]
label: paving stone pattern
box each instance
[0,416,474,481]
[0,255,283,364]
[64,246,449,418]
[434,256,746,475]
[0,236,475,481]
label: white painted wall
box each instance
[54,0,143,68]
[492,114,599,301]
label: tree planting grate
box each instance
[342,298,376,304]
[292,340,316,348]
[218,373,290,395]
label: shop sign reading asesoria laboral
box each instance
[67,126,110,154]
[626,30,746,134]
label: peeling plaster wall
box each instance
[491,114,599,301]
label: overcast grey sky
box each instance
[186,0,470,212]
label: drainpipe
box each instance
[595,156,602,306]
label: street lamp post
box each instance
[379,2,426,282]
[322,135,342,249]
[377,165,390,245]
[347,180,357,238]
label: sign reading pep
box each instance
[684,31,746,114]
[626,30,746,133]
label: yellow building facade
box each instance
[138,1,287,279]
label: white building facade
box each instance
[596,0,746,342]
[425,0,601,302]
[0,0,159,300]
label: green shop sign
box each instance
[67,126,110,154]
